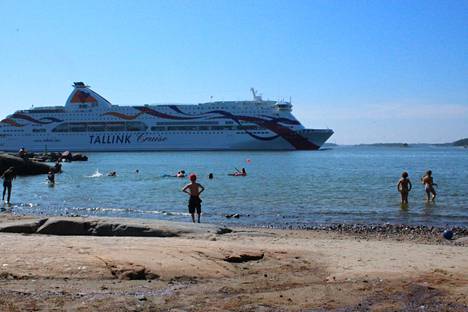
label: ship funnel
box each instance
[65,82,112,109]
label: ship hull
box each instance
[0,129,333,152]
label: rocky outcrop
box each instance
[0,217,232,238]
[0,218,48,234]
[224,252,264,263]
[0,153,51,175]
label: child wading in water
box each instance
[397,171,412,204]
[182,174,205,223]
[421,170,437,202]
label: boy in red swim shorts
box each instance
[182,174,205,223]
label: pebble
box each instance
[256,222,467,242]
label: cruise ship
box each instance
[0,82,333,152]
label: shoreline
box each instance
[0,214,467,311]
[1,212,467,243]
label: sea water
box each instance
[6,146,468,227]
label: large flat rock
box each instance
[0,153,51,175]
[0,216,231,237]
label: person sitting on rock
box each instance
[18,147,27,159]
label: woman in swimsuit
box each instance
[397,171,412,204]
[421,170,437,202]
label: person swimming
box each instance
[176,170,186,178]
[397,171,412,204]
[421,170,437,202]
[108,171,117,177]
[208,173,214,179]
[230,168,247,176]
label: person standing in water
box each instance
[182,174,205,223]
[421,170,437,202]
[47,170,55,185]
[2,167,16,204]
[54,161,62,174]
[397,171,412,204]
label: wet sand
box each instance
[0,214,467,311]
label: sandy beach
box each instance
[0,214,467,311]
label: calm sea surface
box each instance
[6,146,468,227]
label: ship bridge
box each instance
[65,82,112,110]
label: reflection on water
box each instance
[5,146,468,227]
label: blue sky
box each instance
[0,0,466,144]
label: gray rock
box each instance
[2,216,232,238]
[0,218,48,234]
[0,153,51,176]
[224,252,264,263]
[36,219,94,235]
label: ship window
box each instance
[26,109,65,114]
[151,126,165,131]
[106,122,125,131]
[69,123,87,132]
[237,125,259,130]
[87,122,106,132]
[211,125,234,130]
[167,126,197,131]
[157,121,219,126]
[32,128,46,133]
[126,121,148,131]
[52,123,70,132]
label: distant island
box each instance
[327,138,468,147]
[453,138,468,146]
[355,143,410,147]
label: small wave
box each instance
[145,210,190,216]
[81,207,134,213]
[87,169,103,178]
[72,207,190,217]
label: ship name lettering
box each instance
[89,134,132,144]
[137,134,167,143]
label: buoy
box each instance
[443,229,453,240]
